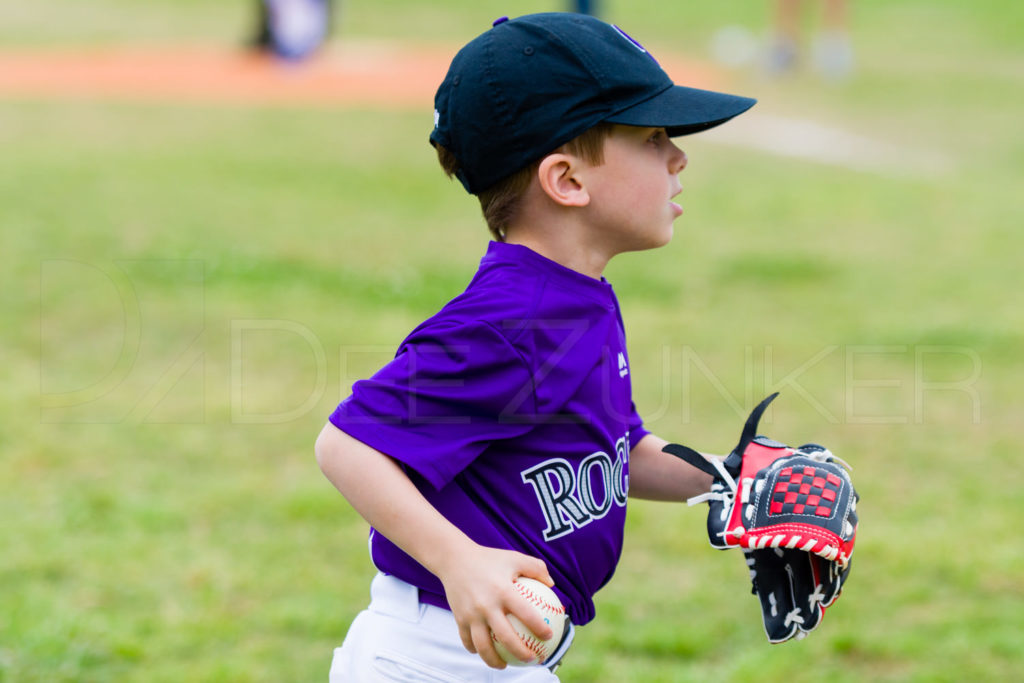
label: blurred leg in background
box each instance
[814,0,854,80]
[766,0,854,80]
[251,0,272,50]
[766,0,801,75]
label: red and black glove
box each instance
[664,393,859,642]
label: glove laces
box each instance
[686,456,738,507]
[795,445,853,472]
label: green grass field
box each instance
[3,1,1023,680]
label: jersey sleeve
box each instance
[329,320,537,489]
[627,401,649,450]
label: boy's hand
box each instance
[315,426,559,665]
[435,544,556,669]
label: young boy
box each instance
[316,13,756,680]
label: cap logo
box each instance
[612,24,659,64]
[434,108,440,128]
[612,25,647,53]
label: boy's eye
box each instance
[648,129,666,143]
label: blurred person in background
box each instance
[250,0,333,61]
[767,0,854,80]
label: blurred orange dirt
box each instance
[0,41,724,109]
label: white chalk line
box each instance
[700,111,953,178]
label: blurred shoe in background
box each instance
[765,35,799,75]
[813,30,854,81]
[763,0,854,81]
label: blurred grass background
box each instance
[2,1,1022,680]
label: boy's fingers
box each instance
[517,556,554,587]
[509,591,555,643]
[490,613,539,665]
[509,561,557,641]
[470,621,508,669]
[455,617,477,654]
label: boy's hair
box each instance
[435,122,615,242]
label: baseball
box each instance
[493,577,566,666]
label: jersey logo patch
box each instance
[617,352,629,378]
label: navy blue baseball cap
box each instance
[430,13,756,194]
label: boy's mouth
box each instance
[670,186,683,216]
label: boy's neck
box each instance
[505,234,609,281]
[504,222,611,281]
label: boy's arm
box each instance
[314,422,554,669]
[628,433,716,501]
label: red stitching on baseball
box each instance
[492,631,547,659]
[513,581,566,615]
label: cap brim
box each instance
[604,85,756,136]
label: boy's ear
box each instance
[537,153,590,208]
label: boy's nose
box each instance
[669,145,688,174]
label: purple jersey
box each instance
[329,241,647,625]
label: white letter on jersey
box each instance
[521,459,592,541]
[521,434,630,541]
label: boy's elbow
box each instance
[314,423,340,473]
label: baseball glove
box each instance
[663,393,859,642]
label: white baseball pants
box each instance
[330,572,561,682]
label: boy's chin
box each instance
[648,224,675,249]
[622,228,673,254]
